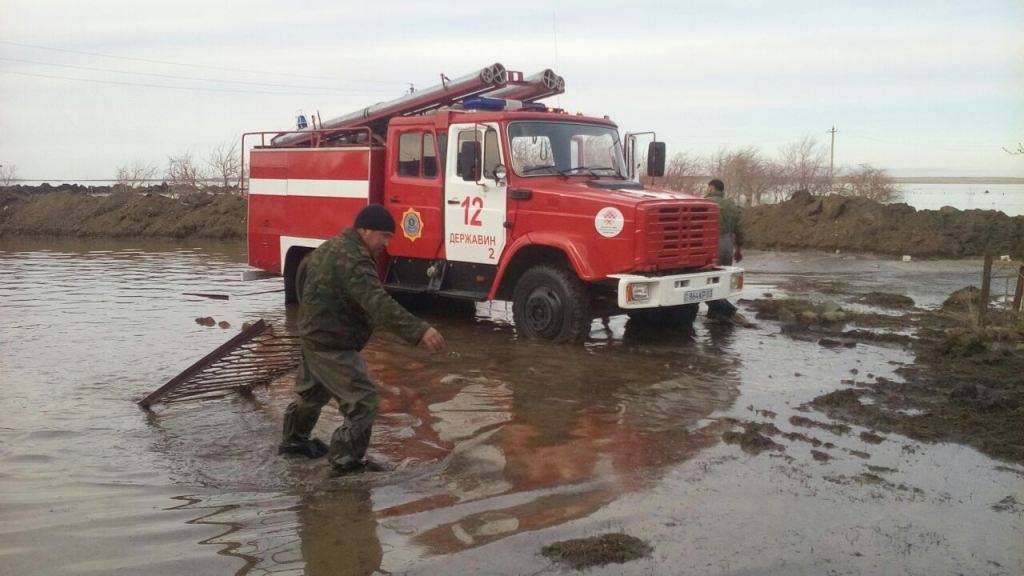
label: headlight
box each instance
[730,272,744,291]
[627,282,651,303]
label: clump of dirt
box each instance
[195,316,216,326]
[940,286,983,313]
[749,298,850,325]
[742,191,1024,258]
[0,185,246,239]
[991,495,1021,513]
[810,449,832,462]
[720,416,782,453]
[541,533,652,570]
[788,414,851,436]
[852,291,915,309]
[860,431,886,444]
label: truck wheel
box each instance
[627,304,698,327]
[512,265,591,343]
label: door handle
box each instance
[389,196,400,203]
[447,199,460,205]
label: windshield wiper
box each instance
[521,164,560,174]
[557,166,599,178]
[558,166,625,179]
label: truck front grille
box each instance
[642,203,718,270]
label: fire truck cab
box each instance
[244,63,743,343]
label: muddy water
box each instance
[0,241,1020,575]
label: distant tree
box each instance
[207,141,241,189]
[167,151,205,189]
[778,137,828,200]
[0,164,17,187]
[706,146,778,206]
[649,152,705,196]
[114,161,159,191]
[838,164,899,202]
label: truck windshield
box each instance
[507,121,627,178]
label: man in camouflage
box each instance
[280,204,445,474]
[705,179,753,326]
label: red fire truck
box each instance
[243,63,743,343]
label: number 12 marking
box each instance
[461,196,483,227]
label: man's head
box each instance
[706,179,725,199]
[353,204,395,256]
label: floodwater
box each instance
[895,182,1024,216]
[0,239,1020,575]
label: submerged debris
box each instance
[852,291,915,309]
[541,533,652,570]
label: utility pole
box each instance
[827,125,838,192]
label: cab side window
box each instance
[483,128,500,179]
[423,133,438,178]
[455,129,477,178]
[398,132,421,177]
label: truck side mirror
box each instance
[459,141,481,182]
[647,141,666,178]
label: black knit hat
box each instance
[354,204,395,233]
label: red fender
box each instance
[488,232,596,299]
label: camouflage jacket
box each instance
[298,228,429,351]
[713,196,745,245]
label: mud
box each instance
[0,185,245,239]
[743,191,1024,258]
[805,303,1024,464]
[722,420,785,455]
[541,533,652,570]
[852,291,916,309]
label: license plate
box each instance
[684,288,714,303]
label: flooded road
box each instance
[1,239,1020,575]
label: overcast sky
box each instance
[1,0,1022,181]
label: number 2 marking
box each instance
[488,248,495,260]
[461,196,483,227]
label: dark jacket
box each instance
[298,228,429,350]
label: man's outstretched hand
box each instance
[419,327,446,352]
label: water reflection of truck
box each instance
[243,63,743,342]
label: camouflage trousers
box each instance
[282,343,379,470]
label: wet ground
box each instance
[0,240,1021,575]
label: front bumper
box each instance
[609,266,744,309]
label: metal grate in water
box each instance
[138,319,300,409]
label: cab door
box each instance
[386,129,443,259]
[444,123,508,265]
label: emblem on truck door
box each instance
[595,207,624,238]
[402,208,423,242]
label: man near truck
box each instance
[704,179,752,326]
[279,204,446,474]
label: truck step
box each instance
[434,289,489,301]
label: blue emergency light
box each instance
[462,97,548,112]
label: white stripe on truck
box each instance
[249,178,369,198]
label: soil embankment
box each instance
[0,185,245,240]
[743,190,1024,258]
[3,186,1023,256]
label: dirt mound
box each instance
[541,533,652,569]
[0,186,245,240]
[853,291,915,309]
[743,191,1024,258]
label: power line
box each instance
[0,39,403,86]
[0,69,392,96]
[0,56,396,94]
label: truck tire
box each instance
[627,304,699,327]
[512,265,591,343]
